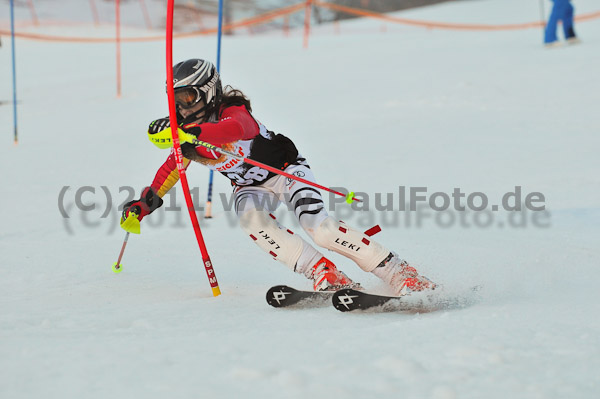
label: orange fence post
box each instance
[303,0,312,49]
[139,0,153,30]
[26,0,38,26]
[89,0,100,26]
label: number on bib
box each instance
[227,166,270,186]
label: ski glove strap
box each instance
[181,123,202,139]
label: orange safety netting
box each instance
[0,2,306,43]
[316,1,600,31]
[1,1,599,42]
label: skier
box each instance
[544,0,580,46]
[121,58,436,296]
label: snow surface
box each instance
[1,1,600,398]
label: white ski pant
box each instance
[235,164,390,276]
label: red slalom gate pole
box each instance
[166,0,221,297]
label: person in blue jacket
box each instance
[545,0,580,46]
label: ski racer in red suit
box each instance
[121,58,435,296]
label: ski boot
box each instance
[373,252,436,296]
[311,256,360,292]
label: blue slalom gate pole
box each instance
[216,0,224,73]
[205,0,224,218]
[10,0,18,144]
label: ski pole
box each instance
[112,232,130,273]
[148,128,360,203]
[192,138,360,203]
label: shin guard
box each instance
[312,217,389,272]
[238,209,307,271]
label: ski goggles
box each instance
[174,87,204,109]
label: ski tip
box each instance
[332,288,362,312]
[266,285,298,308]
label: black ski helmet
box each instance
[172,59,222,120]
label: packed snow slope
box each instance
[1,0,599,398]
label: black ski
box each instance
[332,289,407,312]
[266,285,334,308]
[332,287,481,313]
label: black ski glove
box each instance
[148,117,170,134]
[121,187,164,224]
